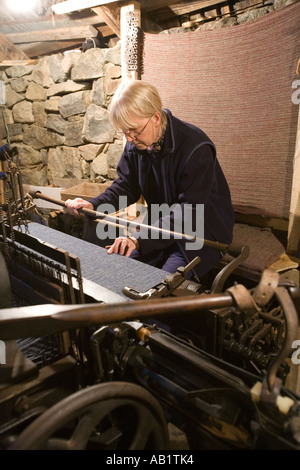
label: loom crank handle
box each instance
[122,286,159,300]
[176,256,201,278]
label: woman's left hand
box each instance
[105,236,139,257]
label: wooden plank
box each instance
[234,212,289,232]
[141,0,187,12]
[168,0,230,15]
[15,22,113,58]
[0,33,29,61]
[52,0,124,15]
[144,0,238,19]
[92,5,121,37]
[0,12,102,27]
[4,25,99,44]
[269,253,298,273]
[18,41,83,58]
[0,59,37,67]
[51,0,208,16]
[222,5,231,16]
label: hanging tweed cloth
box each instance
[142,3,300,221]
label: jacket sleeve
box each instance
[88,147,142,213]
[134,145,216,255]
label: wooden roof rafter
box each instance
[0,0,280,62]
[0,32,29,62]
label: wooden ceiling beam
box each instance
[92,5,121,37]
[0,33,29,61]
[4,25,99,44]
[140,0,184,12]
[52,0,122,15]
[19,40,82,58]
[51,0,191,16]
[0,12,106,27]
[170,0,233,15]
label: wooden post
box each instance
[0,85,6,204]
[120,2,141,82]
[287,105,300,258]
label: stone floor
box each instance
[168,423,190,450]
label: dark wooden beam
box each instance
[92,5,121,37]
[19,40,82,58]
[0,32,29,61]
[4,25,99,44]
[52,0,123,15]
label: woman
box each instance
[65,79,234,281]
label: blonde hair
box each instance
[109,79,167,131]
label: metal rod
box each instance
[30,191,229,252]
[0,292,234,340]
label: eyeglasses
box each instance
[122,116,152,139]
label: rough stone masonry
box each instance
[0,42,123,189]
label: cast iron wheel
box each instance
[9,382,169,450]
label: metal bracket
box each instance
[122,256,201,300]
[226,269,299,400]
[211,244,250,294]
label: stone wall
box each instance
[0,42,123,189]
[0,0,295,191]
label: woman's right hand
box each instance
[65,198,94,216]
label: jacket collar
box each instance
[161,109,175,155]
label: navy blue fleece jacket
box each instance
[89,109,235,272]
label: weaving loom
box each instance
[0,6,300,446]
[0,143,171,308]
[14,221,170,304]
[1,175,300,450]
[0,221,171,368]
[1,266,300,450]
[0,144,175,372]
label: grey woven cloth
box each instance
[19,222,169,303]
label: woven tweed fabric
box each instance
[23,223,169,302]
[223,223,286,274]
[142,3,300,220]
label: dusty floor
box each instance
[168,423,190,450]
